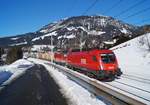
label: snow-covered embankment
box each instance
[0,59,34,88]
[29,58,107,105]
[112,33,150,78]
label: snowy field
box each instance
[109,33,150,104]
[112,33,150,78]
[0,59,34,88]
[29,58,107,105]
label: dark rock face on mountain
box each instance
[140,25,150,33]
[0,15,142,50]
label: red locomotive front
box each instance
[66,49,122,79]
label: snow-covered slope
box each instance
[112,33,150,78]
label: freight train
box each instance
[36,49,122,79]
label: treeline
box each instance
[0,47,4,58]
[6,47,23,64]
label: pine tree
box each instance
[6,47,23,64]
[0,48,2,58]
[0,47,4,59]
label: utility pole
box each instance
[80,31,83,52]
[51,34,54,62]
[80,19,85,52]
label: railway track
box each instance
[114,81,150,94]
[121,74,150,84]
[45,62,148,105]
[106,81,150,103]
[104,74,150,104]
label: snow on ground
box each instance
[30,45,54,52]
[40,29,49,33]
[88,30,106,35]
[10,37,19,40]
[100,18,106,27]
[57,35,63,39]
[28,58,106,105]
[0,59,34,88]
[65,34,75,39]
[77,26,87,32]
[103,39,116,45]
[111,33,150,78]
[109,33,150,104]
[58,34,75,39]
[31,37,41,42]
[10,41,27,46]
[40,31,57,39]
[32,31,57,41]
[67,27,76,31]
[120,28,128,34]
[64,34,75,39]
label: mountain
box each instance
[0,32,44,47]
[0,15,143,50]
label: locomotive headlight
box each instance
[108,66,114,69]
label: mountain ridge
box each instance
[0,15,148,49]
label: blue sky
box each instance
[0,0,150,37]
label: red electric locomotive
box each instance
[54,52,66,65]
[53,49,122,79]
[66,49,122,79]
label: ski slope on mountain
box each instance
[112,33,150,78]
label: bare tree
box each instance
[138,33,150,51]
[145,33,150,51]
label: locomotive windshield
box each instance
[100,53,116,63]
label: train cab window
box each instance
[92,56,98,62]
[100,53,115,63]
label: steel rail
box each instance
[123,74,150,82]
[105,81,150,102]
[114,80,150,94]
